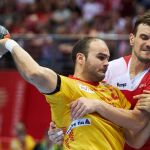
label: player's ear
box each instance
[129,33,135,46]
[76,53,85,64]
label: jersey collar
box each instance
[69,75,99,86]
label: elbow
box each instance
[131,112,148,133]
[129,143,143,149]
[132,120,146,133]
[135,121,145,132]
[127,139,144,150]
[25,69,42,84]
[28,71,41,83]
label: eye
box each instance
[140,34,149,40]
[97,56,109,61]
[97,56,105,60]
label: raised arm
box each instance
[0,38,58,94]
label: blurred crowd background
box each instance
[0,0,150,150]
[0,0,150,35]
[0,0,149,75]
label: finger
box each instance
[70,101,78,116]
[137,101,148,107]
[138,99,150,103]
[70,100,78,110]
[49,130,63,141]
[55,133,64,142]
[48,122,56,137]
[54,137,63,145]
[48,128,62,142]
[72,105,85,120]
[56,130,64,136]
[71,102,82,118]
[74,109,87,120]
[49,134,57,141]
[143,90,150,94]
[50,122,56,130]
[57,140,63,146]
[133,94,148,99]
[137,106,148,111]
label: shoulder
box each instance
[104,55,131,84]
[109,55,130,68]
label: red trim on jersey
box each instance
[68,75,99,86]
[122,55,150,150]
[123,55,131,65]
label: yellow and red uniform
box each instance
[45,75,131,150]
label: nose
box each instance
[146,40,150,49]
[146,44,150,50]
[104,59,109,68]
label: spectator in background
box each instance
[10,122,35,150]
[82,0,104,21]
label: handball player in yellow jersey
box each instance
[49,12,150,150]
[0,32,149,149]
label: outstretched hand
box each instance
[134,90,150,113]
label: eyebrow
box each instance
[97,53,110,58]
[139,33,150,36]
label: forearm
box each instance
[8,40,57,93]
[12,45,40,82]
[95,100,149,132]
[125,120,150,149]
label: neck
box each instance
[74,65,89,81]
[73,72,88,81]
[130,55,150,78]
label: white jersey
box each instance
[105,55,150,150]
[105,55,150,109]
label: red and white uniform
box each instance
[105,55,150,150]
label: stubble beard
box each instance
[134,50,150,63]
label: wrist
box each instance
[94,100,102,113]
[95,100,106,115]
[5,39,19,53]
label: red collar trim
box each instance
[124,55,131,65]
[68,75,99,86]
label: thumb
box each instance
[50,121,56,130]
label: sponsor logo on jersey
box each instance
[79,84,95,93]
[117,83,127,87]
[66,118,91,135]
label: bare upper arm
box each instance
[30,66,58,94]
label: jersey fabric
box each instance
[45,75,131,150]
[105,55,150,150]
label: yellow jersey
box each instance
[45,75,131,150]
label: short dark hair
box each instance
[133,11,150,35]
[72,37,99,63]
